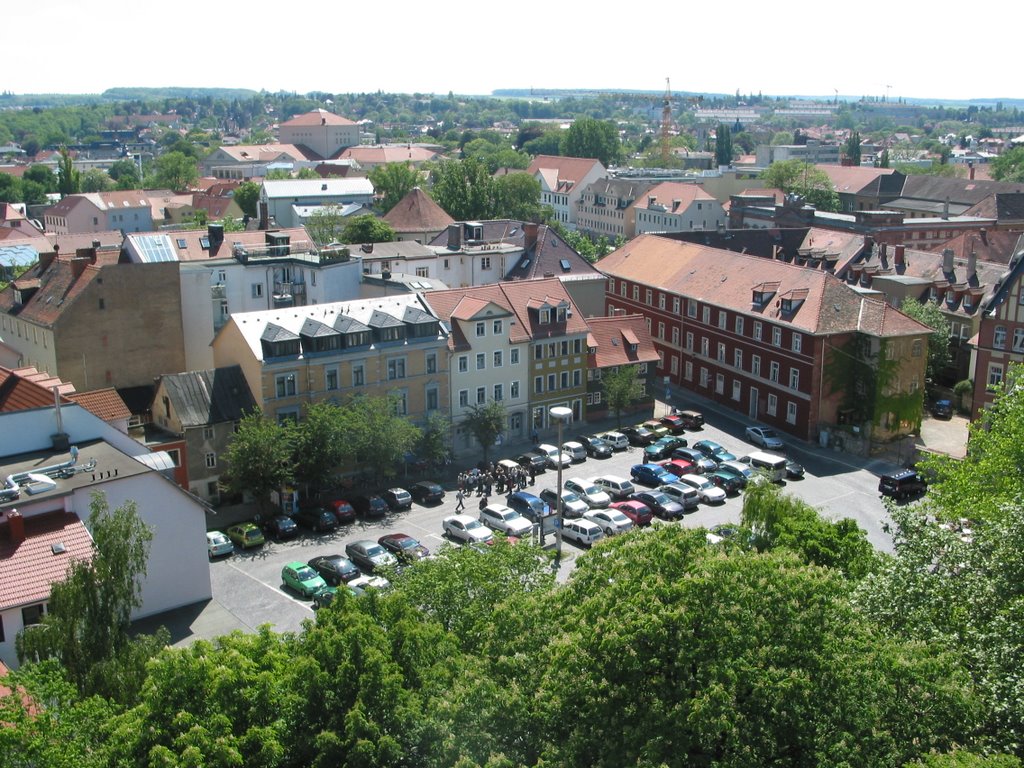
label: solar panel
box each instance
[560,259,571,272]
[134,235,177,263]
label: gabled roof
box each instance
[632,182,715,211]
[337,145,442,164]
[586,314,660,368]
[261,177,374,199]
[382,187,454,232]
[0,512,94,611]
[0,250,120,327]
[214,143,321,163]
[66,389,131,422]
[0,366,75,411]
[815,165,897,195]
[156,365,257,428]
[280,109,357,127]
[527,155,605,191]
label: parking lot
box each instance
[186,405,903,644]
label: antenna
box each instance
[661,77,673,167]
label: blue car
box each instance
[630,463,676,487]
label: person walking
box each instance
[455,488,465,512]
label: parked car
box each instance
[630,463,675,487]
[442,514,495,545]
[717,460,753,487]
[785,459,805,479]
[345,540,399,572]
[561,518,604,548]
[677,473,728,504]
[537,443,573,469]
[321,498,356,524]
[630,490,685,519]
[409,480,445,504]
[263,514,299,540]
[480,504,534,537]
[516,451,548,473]
[380,487,413,511]
[692,439,736,463]
[644,436,686,461]
[226,522,264,549]
[878,469,928,500]
[584,508,635,536]
[591,474,636,501]
[671,447,718,473]
[677,409,704,429]
[294,506,339,533]
[660,414,687,435]
[579,435,613,459]
[207,530,233,559]
[621,425,657,446]
[660,482,700,511]
[281,561,327,598]
[563,477,611,509]
[312,585,364,610]
[539,487,589,518]
[307,554,360,585]
[706,470,744,495]
[507,491,547,523]
[378,533,431,563]
[660,457,697,478]
[640,419,670,439]
[931,399,953,419]
[599,431,630,451]
[352,494,389,519]
[348,573,391,591]
[611,499,654,527]
[561,441,588,463]
[745,425,785,450]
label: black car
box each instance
[409,480,445,504]
[294,506,339,533]
[707,470,743,495]
[785,459,805,479]
[264,514,299,540]
[307,554,360,585]
[879,469,927,500]
[629,490,685,520]
[620,426,657,446]
[516,452,548,473]
[580,435,613,459]
[930,399,953,419]
[352,494,389,519]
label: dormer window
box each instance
[557,307,567,322]
[540,308,551,324]
[751,282,779,307]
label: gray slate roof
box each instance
[159,365,257,428]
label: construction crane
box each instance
[661,77,673,166]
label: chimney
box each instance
[37,249,57,273]
[70,256,91,280]
[446,223,462,250]
[943,247,955,274]
[879,242,887,260]
[360,242,373,253]
[524,222,539,251]
[3,510,25,546]
[321,117,326,125]
[980,228,988,246]
[942,197,950,220]
[91,239,101,249]
[968,247,977,279]
[208,222,224,249]
[969,161,975,180]
[895,244,905,265]
[258,201,269,230]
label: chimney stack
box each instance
[968,247,978,279]
[208,222,224,249]
[258,201,269,230]
[943,248,955,274]
[969,161,976,180]
[2,510,25,546]
[980,228,988,246]
[942,197,950,220]
[895,244,906,266]
[37,249,57,273]
[446,223,462,250]
[523,222,539,251]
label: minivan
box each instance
[878,469,928,500]
[562,518,604,548]
[591,474,636,501]
[600,431,629,451]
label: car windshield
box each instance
[365,545,386,556]
[584,484,601,495]
[562,492,580,502]
[210,533,228,544]
[609,512,630,524]
[763,429,778,437]
[649,493,669,504]
[399,538,419,549]
[465,520,482,530]
[295,567,317,580]
[244,529,260,539]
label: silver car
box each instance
[479,504,533,537]
[563,477,611,508]
[583,508,634,536]
[539,488,589,519]
[345,540,399,573]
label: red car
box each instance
[610,500,654,527]
[660,414,686,435]
[326,499,357,524]
[660,458,696,478]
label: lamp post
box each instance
[549,406,573,564]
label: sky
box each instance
[5,1,1020,103]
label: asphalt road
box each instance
[205,410,901,638]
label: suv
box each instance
[599,431,630,451]
[380,487,413,511]
[592,474,636,501]
[878,469,928,500]
[677,410,704,429]
[352,494,389,519]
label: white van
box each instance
[562,518,604,548]
[599,431,629,451]
[561,441,587,463]
[739,451,787,482]
[591,474,636,501]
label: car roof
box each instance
[447,513,477,523]
[379,532,412,543]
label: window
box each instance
[459,389,469,407]
[275,373,296,398]
[511,380,520,399]
[476,353,486,370]
[493,319,503,335]
[994,326,1007,349]
[205,452,216,469]
[753,321,762,342]
[685,361,693,380]
[388,357,406,380]
[786,402,798,424]
[715,373,725,394]
[685,332,693,351]
[326,368,339,390]
[426,387,439,411]
[415,266,429,278]
[510,348,520,365]
[203,426,214,440]
[769,361,780,383]
[352,363,365,387]
[673,297,681,314]
[573,369,581,386]
[718,310,727,329]
[535,376,543,394]
[767,393,778,416]
[426,353,437,374]
[717,343,726,363]
[687,300,697,318]
[732,380,742,401]
[989,364,1004,388]
[789,367,799,389]
[734,349,743,369]
[561,340,569,356]
[494,383,503,401]
[671,327,680,345]
[22,604,45,627]
[646,289,653,305]
[574,338,583,354]
[701,337,709,357]
[476,321,486,337]
[458,355,468,372]
[393,390,408,416]
[535,345,543,360]
[702,306,710,324]
[548,374,556,391]
[752,355,761,377]
[560,371,569,389]
[481,256,491,270]
[772,326,782,347]
[658,322,665,339]
[735,316,744,335]
[671,356,679,374]
[700,367,709,387]
[252,283,263,298]
[98,298,105,310]
[620,282,627,297]
[1013,329,1024,353]
[658,293,666,309]
[476,387,486,405]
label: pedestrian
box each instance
[455,489,465,511]
[529,465,536,485]
[531,429,539,445]
[479,494,489,511]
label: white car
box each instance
[562,518,604,548]
[584,508,634,536]
[599,431,629,451]
[678,473,728,504]
[479,504,533,537]
[348,573,391,591]
[745,425,785,451]
[537,443,573,469]
[539,488,590,518]
[206,530,234,559]
[563,477,611,508]
[443,514,495,545]
[561,441,587,463]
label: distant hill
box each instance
[101,87,259,100]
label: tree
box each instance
[560,116,620,167]
[15,493,165,704]
[304,203,347,246]
[221,411,294,513]
[761,159,840,212]
[232,180,260,219]
[879,148,891,168]
[715,122,733,166]
[900,298,951,383]
[149,151,198,191]
[56,146,80,197]
[417,411,451,467]
[491,172,541,221]
[0,174,21,203]
[290,402,347,492]
[340,214,395,245]
[428,157,494,220]
[338,394,420,482]
[80,169,114,193]
[367,162,420,214]
[22,164,56,192]
[461,400,506,464]
[991,146,1024,183]
[601,364,645,426]
[106,158,140,190]
[845,130,862,164]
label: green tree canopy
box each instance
[368,161,421,213]
[339,213,395,245]
[106,158,141,190]
[80,168,114,193]
[304,203,347,246]
[338,394,420,483]
[289,402,348,492]
[149,151,199,191]
[761,159,840,212]
[715,122,733,166]
[991,146,1024,183]
[22,164,56,192]
[56,146,80,197]
[461,400,506,463]
[845,130,863,164]
[601,363,645,426]
[559,116,620,166]
[899,298,952,382]
[492,172,541,221]
[232,180,260,218]
[428,157,495,220]
[221,410,294,512]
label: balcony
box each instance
[211,284,226,299]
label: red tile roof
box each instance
[815,165,897,194]
[632,182,714,211]
[0,512,94,611]
[0,251,118,328]
[382,187,454,231]
[281,109,356,127]
[587,315,659,368]
[337,145,442,164]
[527,155,604,190]
[0,366,75,412]
[66,388,131,422]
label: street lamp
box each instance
[549,406,573,564]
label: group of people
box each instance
[454,460,537,511]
